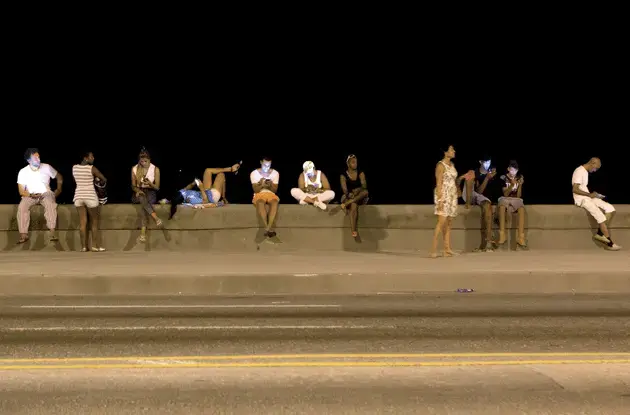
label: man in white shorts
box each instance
[572,157,620,250]
[290,161,335,210]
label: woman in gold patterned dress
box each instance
[430,145,474,258]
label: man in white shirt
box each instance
[250,157,280,238]
[290,161,335,210]
[16,148,63,244]
[571,157,620,250]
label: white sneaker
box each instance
[299,200,308,205]
[314,201,327,211]
[606,243,621,251]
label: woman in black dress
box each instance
[340,154,369,239]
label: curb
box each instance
[2,271,630,295]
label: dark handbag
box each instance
[94,178,108,205]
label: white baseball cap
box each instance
[302,161,315,174]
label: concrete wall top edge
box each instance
[0,204,628,231]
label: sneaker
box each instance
[593,233,610,244]
[606,243,621,251]
[314,201,327,211]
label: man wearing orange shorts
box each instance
[250,157,280,238]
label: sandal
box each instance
[16,236,29,244]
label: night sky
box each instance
[5,37,624,206]
[1,138,624,206]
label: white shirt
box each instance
[250,169,279,193]
[17,163,57,194]
[571,165,590,205]
[304,171,322,191]
[132,163,156,188]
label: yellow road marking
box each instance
[1,359,629,371]
[1,352,630,364]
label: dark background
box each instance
[0,140,623,206]
[4,25,624,205]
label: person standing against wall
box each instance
[73,151,107,251]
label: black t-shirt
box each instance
[474,169,500,200]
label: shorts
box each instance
[180,188,221,204]
[498,197,524,214]
[462,187,490,205]
[253,192,280,204]
[74,199,99,208]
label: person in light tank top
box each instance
[290,161,335,211]
[72,151,107,252]
[131,148,162,243]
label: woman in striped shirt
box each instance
[73,151,107,252]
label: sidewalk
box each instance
[0,250,628,295]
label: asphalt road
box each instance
[1,294,629,413]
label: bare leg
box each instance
[484,202,493,243]
[268,200,279,232]
[498,205,507,244]
[517,207,526,245]
[430,215,448,257]
[443,217,455,256]
[255,200,268,229]
[465,179,474,208]
[87,207,101,249]
[343,190,368,207]
[605,211,615,238]
[212,173,227,202]
[349,203,359,237]
[77,206,88,250]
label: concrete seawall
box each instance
[0,204,628,252]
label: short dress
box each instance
[434,161,458,217]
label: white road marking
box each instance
[293,273,318,277]
[19,304,340,309]
[2,325,383,331]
